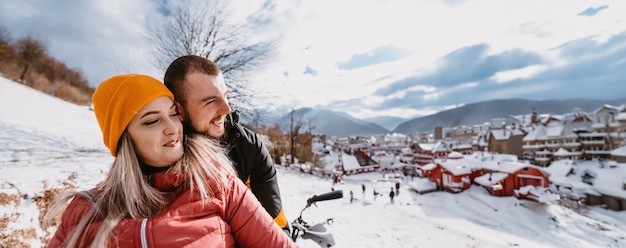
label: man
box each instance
[163,55,290,235]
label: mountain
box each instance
[362,115,407,131]
[242,98,626,137]
[392,98,626,134]
[277,107,389,137]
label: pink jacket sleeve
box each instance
[224,174,298,247]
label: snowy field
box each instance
[1,76,626,247]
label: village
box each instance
[302,104,626,212]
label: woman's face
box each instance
[127,96,183,167]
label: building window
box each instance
[610,112,615,123]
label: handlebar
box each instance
[293,190,343,246]
[307,190,343,207]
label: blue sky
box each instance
[1,0,625,120]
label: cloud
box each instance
[303,65,318,76]
[1,0,625,121]
[526,32,626,100]
[337,30,626,119]
[338,45,410,70]
[372,44,543,96]
[0,0,161,86]
[577,5,609,16]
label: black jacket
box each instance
[223,111,289,231]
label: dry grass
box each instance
[0,58,94,106]
[0,173,78,248]
[0,192,21,207]
[0,212,25,248]
[1,228,36,248]
[19,72,93,105]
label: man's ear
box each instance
[175,101,186,121]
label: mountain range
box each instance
[245,98,626,138]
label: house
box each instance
[592,104,626,151]
[336,152,380,175]
[409,141,453,165]
[522,112,595,166]
[425,151,557,202]
[545,159,626,211]
[577,162,626,211]
[474,161,551,199]
[451,143,474,155]
[488,123,525,159]
[428,152,483,193]
[417,162,436,178]
[578,131,610,160]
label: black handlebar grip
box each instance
[307,190,344,205]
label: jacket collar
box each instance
[150,169,185,193]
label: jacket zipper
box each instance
[141,218,148,248]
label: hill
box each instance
[392,98,626,134]
[362,115,407,131]
[264,98,626,138]
[276,107,389,138]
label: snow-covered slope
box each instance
[1,76,625,248]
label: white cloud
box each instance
[0,0,624,119]
[491,65,548,83]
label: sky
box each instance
[2,75,626,247]
[1,0,625,120]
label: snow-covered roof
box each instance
[611,146,626,157]
[523,125,545,141]
[491,128,524,140]
[436,155,480,176]
[553,148,581,157]
[421,162,436,170]
[474,172,509,186]
[447,151,464,159]
[542,160,574,177]
[589,163,626,198]
[593,104,621,115]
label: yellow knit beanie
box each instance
[92,74,174,157]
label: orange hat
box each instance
[92,74,174,156]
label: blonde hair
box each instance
[44,132,236,247]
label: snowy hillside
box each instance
[1,76,625,248]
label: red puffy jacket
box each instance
[47,170,297,247]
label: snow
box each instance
[1,75,626,247]
[612,145,626,156]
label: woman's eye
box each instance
[143,119,158,126]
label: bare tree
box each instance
[147,0,277,114]
[264,124,289,165]
[15,35,46,84]
[285,107,316,164]
[0,26,14,62]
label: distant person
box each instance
[44,74,295,247]
[163,55,290,235]
[395,181,400,195]
[362,184,366,194]
[350,190,354,203]
[389,187,395,203]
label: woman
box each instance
[45,74,297,247]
